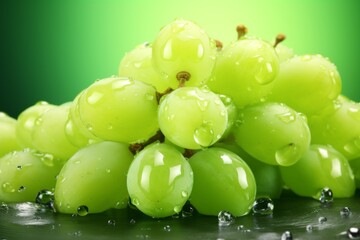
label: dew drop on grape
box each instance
[275,143,297,166]
[252,197,274,215]
[281,230,293,240]
[218,210,235,227]
[193,123,214,147]
[77,205,89,216]
[319,188,333,203]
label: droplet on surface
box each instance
[281,230,293,240]
[318,216,327,224]
[107,219,116,226]
[36,190,55,207]
[252,197,274,215]
[77,205,89,216]
[306,224,313,232]
[181,202,195,218]
[2,182,15,193]
[218,210,235,227]
[129,219,136,224]
[275,143,297,166]
[18,186,26,192]
[193,123,214,147]
[319,188,333,203]
[340,207,351,217]
[163,225,171,232]
[276,111,296,123]
[347,227,360,239]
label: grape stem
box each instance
[183,149,196,158]
[176,71,191,87]
[129,130,165,154]
[274,34,286,48]
[215,39,223,50]
[156,87,173,103]
[236,24,248,40]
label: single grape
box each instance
[308,96,360,160]
[207,28,279,108]
[31,103,79,161]
[77,76,159,144]
[267,54,341,115]
[15,101,56,148]
[188,147,256,217]
[54,141,133,214]
[127,142,193,218]
[232,102,311,166]
[118,42,169,92]
[152,18,216,88]
[158,86,228,149]
[0,149,63,203]
[0,112,21,158]
[280,144,356,199]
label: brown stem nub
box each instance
[236,24,248,40]
[215,39,223,50]
[129,130,165,155]
[176,71,191,88]
[183,149,196,159]
[274,33,286,48]
[156,87,173,103]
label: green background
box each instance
[1,0,360,118]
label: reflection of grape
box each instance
[152,18,216,88]
[127,143,193,218]
[54,141,133,214]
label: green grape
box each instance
[15,101,56,148]
[31,103,79,161]
[0,149,62,203]
[78,77,159,143]
[214,141,283,199]
[54,141,133,214]
[232,102,311,166]
[118,42,169,92]
[65,90,102,148]
[158,86,228,149]
[188,147,256,217]
[308,96,360,160]
[218,94,238,139]
[0,112,21,158]
[280,144,355,199]
[152,18,216,88]
[127,142,193,218]
[267,54,341,115]
[275,44,295,63]
[349,158,360,188]
[207,36,279,108]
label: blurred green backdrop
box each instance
[1,0,359,118]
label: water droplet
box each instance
[197,99,209,111]
[343,136,360,156]
[173,205,182,213]
[35,117,43,126]
[218,210,234,227]
[163,225,171,232]
[252,197,274,215]
[129,219,136,224]
[181,202,195,217]
[340,207,351,217]
[194,123,214,147]
[18,186,26,192]
[107,219,116,226]
[275,143,298,166]
[17,165,22,170]
[276,111,296,123]
[87,91,104,105]
[318,216,327,224]
[77,205,89,216]
[2,182,15,193]
[132,198,139,206]
[145,93,154,101]
[306,224,313,232]
[281,230,293,240]
[36,190,55,207]
[347,227,360,239]
[181,191,188,198]
[319,188,333,203]
[301,55,312,61]
[112,79,132,90]
[105,169,111,173]
[40,153,55,167]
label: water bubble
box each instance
[77,205,89,216]
[340,207,351,217]
[281,231,293,240]
[163,225,171,232]
[319,188,333,203]
[0,202,9,211]
[252,197,274,215]
[347,227,360,239]
[275,143,298,166]
[318,216,327,224]
[107,219,116,226]
[306,224,313,232]
[194,123,214,147]
[218,210,235,227]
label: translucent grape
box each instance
[152,18,216,88]
[0,112,21,158]
[127,142,193,218]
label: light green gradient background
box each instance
[2,0,360,117]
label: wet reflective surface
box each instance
[1,191,359,240]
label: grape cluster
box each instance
[0,18,359,218]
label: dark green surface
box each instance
[1,191,359,240]
[1,0,360,118]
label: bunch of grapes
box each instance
[0,18,359,219]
